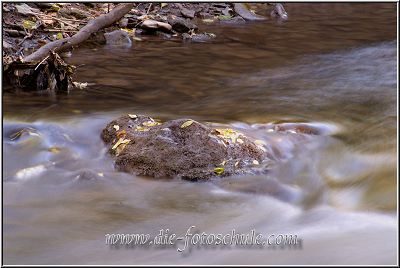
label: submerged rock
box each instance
[182,32,216,42]
[104,30,132,46]
[101,115,266,181]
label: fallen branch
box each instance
[23,3,134,63]
[233,3,267,21]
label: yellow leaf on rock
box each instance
[135,126,149,132]
[214,167,224,175]
[115,143,128,156]
[181,120,194,128]
[56,32,63,40]
[215,128,244,144]
[112,138,131,150]
[116,130,126,139]
[143,121,161,127]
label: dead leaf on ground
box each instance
[23,20,37,30]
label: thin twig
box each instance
[17,33,33,46]
[41,29,79,33]
[146,3,152,14]
[33,12,89,23]
[34,55,49,70]
[33,13,82,29]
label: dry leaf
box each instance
[215,128,244,144]
[214,167,224,175]
[115,143,128,156]
[143,121,161,127]
[51,4,61,12]
[116,130,126,139]
[181,120,194,128]
[121,28,135,35]
[113,125,120,131]
[128,114,138,119]
[135,126,149,132]
[23,20,37,30]
[112,138,131,150]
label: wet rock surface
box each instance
[101,115,266,181]
[104,30,132,46]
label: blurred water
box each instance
[2,3,397,265]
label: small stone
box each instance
[118,18,129,28]
[180,6,195,19]
[15,3,39,15]
[3,40,13,50]
[167,15,198,33]
[141,19,172,32]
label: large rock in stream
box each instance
[101,115,266,181]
